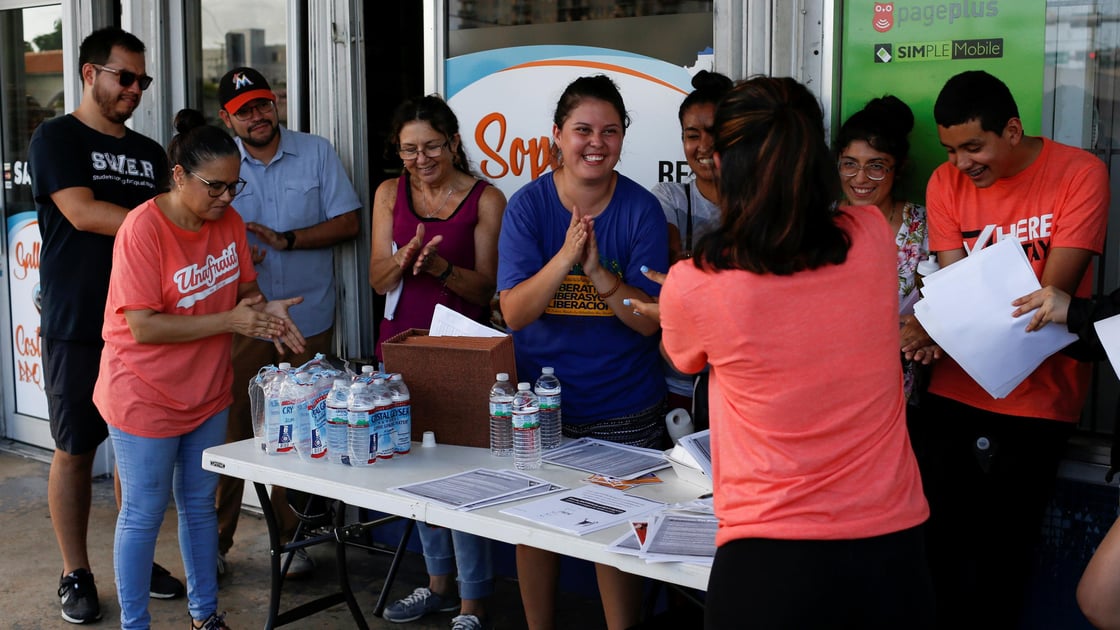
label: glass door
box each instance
[0,2,62,448]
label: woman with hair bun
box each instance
[650,69,733,415]
[836,95,930,399]
[93,108,304,630]
[655,77,933,628]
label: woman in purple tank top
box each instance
[368,94,506,630]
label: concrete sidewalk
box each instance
[0,446,611,629]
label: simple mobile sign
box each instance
[840,0,1046,206]
[446,46,696,202]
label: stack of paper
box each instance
[606,498,717,565]
[914,237,1077,399]
[391,468,564,511]
[542,438,670,480]
[500,485,666,535]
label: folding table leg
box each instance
[373,518,416,617]
[333,501,370,630]
[253,482,284,630]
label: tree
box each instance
[32,19,62,51]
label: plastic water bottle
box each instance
[535,367,562,450]
[371,378,395,460]
[512,382,541,470]
[355,364,377,384]
[263,362,295,454]
[325,378,351,465]
[388,373,411,454]
[288,371,318,462]
[347,383,376,467]
[489,373,516,456]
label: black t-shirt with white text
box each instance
[29,114,168,341]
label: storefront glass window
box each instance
[443,0,714,200]
[197,0,289,125]
[0,4,64,422]
[448,0,712,65]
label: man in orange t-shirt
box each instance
[909,71,1109,629]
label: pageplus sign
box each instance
[872,1,999,32]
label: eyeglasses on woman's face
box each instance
[231,100,276,121]
[397,140,449,161]
[189,171,247,197]
[92,64,154,91]
[837,159,893,181]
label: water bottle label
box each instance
[490,402,512,416]
[538,394,560,410]
[512,412,540,429]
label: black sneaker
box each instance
[58,568,102,624]
[151,562,185,599]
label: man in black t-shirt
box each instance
[28,26,181,624]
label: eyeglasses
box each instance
[189,171,247,197]
[92,64,153,91]
[838,160,892,181]
[398,141,448,161]
[231,100,276,121]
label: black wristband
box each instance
[437,260,454,285]
[282,230,296,251]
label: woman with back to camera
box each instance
[93,109,305,630]
[835,95,930,400]
[369,94,506,630]
[653,77,934,629]
[497,74,668,630]
[650,69,733,416]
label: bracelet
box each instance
[437,260,454,285]
[597,274,622,299]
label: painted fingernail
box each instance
[640,265,650,273]
[622,298,631,306]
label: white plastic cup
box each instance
[421,431,437,448]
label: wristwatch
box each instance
[282,230,296,251]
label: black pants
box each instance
[705,526,935,630]
[909,394,1074,630]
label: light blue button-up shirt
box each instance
[232,127,361,336]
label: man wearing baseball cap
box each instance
[213,66,361,578]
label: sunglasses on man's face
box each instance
[92,64,154,91]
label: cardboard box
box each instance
[382,328,517,448]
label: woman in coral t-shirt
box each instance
[641,77,933,629]
[93,110,303,630]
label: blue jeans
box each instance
[109,409,228,629]
[417,523,493,600]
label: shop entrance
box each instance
[0,2,62,450]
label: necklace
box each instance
[422,186,455,219]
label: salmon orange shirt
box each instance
[94,198,257,438]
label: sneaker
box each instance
[58,568,102,624]
[451,614,486,630]
[382,587,460,623]
[151,562,185,599]
[191,611,230,629]
[281,547,314,580]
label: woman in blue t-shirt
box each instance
[496,75,668,630]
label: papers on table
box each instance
[1094,314,1120,380]
[542,438,670,480]
[500,485,666,535]
[676,430,712,479]
[914,237,1077,399]
[606,499,717,566]
[391,468,564,511]
[429,303,505,338]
